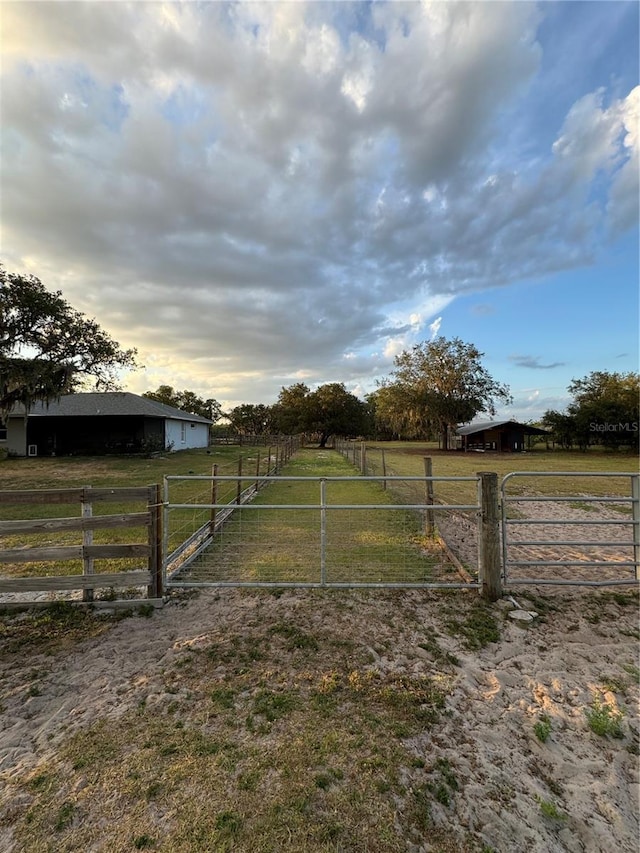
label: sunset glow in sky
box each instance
[2,1,638,419]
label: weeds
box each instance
[0,602,121,656]
[251,689,298,723]
[269,621,319,651]
[54,801,75,831]
[533,714,552,743]
[584,698,625,738]
[445,600,500,650]
[133,835,156,849]
[418,634,460,667]
[535,795,567,821]
[622,663,640,684]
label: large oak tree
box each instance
[1,267,138,418]
[272,382,368,447]
[381,337,512,449]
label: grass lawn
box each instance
[360,442,639,506]
[176,449,453,586]
[0,446,280,585]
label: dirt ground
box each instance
[0,585,638,852]
[437,497,637,585]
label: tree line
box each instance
[2,267,638,452]
[541,372,639,451]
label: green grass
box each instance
[0,600,125,654]
[535,795,567,822]
[445,599,500,650]
[178,449,449,585]
[584,698,625,738]
[533,714,552,743]
[0,445,282,584]
[361,441,638,506]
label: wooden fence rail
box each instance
[0,485,162,603]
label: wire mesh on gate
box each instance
[164,475,480,588]
[335,442,481,578]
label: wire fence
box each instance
[334,439,480,573]
[163,474,481,589]
[336,442,640,588]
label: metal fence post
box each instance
[423,457,435,536]
[632,474,640,581]
[478,472,502,600]
[162,476,170,592]
[210,464,218,534]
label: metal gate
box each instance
[501,471,640,586]
[162,474,482,589]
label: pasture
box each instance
[0,444,638,851]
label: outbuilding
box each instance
[3,392,212,457]
[455,419,548,452]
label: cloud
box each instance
[509,355,567,370]
[497,391,571,422]
[1,2,637,406]
[428,317,442,339]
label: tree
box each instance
[271,383,312,435]
[544,371,639,451]
[368,383,438,441]
[1,267,138,418]
[308,383,369,447]
[272,382,368,446]
[541,410,577,449]
[227,403,274,435]
[143,385,222,422]
[384,337,512,449]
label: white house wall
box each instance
[165,418,209,450]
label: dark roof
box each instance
[456,419,548,436]
[9,393,212,424]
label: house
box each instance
[4,392,212,457]
[455,419,548,452]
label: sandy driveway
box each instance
[1,586,638,852]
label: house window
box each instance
[0,421,6,441]
[180,422,186,443]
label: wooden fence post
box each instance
[381,447,387,490]
[236,456,243,504]
[360,442,366,475]
[423,458,435,536]
[478,472,502,601]
[147,483,163,599]
[81,486,94,602]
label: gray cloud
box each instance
[509,355,567,370]
[1,2,637,407]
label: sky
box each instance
[1,0,638,422]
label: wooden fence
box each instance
[0,485,162,603]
